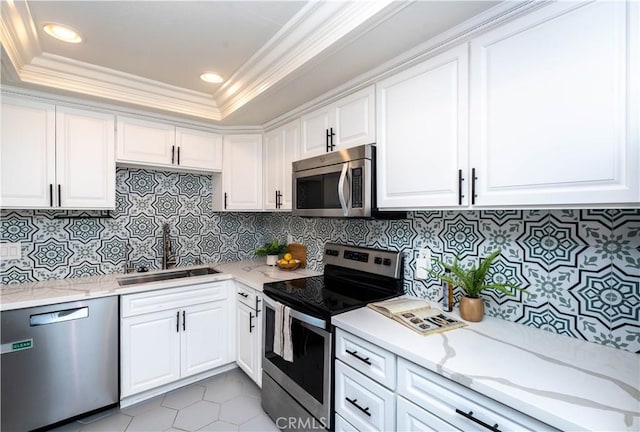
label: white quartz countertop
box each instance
[0,259,320,311]
[332,302,640,432]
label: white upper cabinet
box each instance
[117,116,222,173]
[376,44,469,209]
[300,85,375,159]
[176,128,223,171]
[1,96,115,209]
[469,0,639,206]
[215,134,263,211]
[116,116,175,166]
[264,119,299,210]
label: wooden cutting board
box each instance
[286,243,307,268]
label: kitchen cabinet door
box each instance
[236,301,258,382]
[334,86,375,150]
[469,0,639,206]
[376,44,469,209]
[264,119,299,210]
[55,106,115,209]
[121,309,181,397]
[181,300,229,378]
[300,106,332,159]
[219,134,263,211]
[116,116,175,167]
[176,127,223,171]
[0,96,56,208]
[397,396,461,432]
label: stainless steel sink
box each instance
[117,267,220,286]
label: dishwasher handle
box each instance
[30,307,89,326]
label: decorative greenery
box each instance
[255,239,288,256]
[429,250,525,298]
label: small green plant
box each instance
[255,239,287,256]
[429,250,525,298]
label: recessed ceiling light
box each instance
[43,23,83,43]
[200,72,223,84]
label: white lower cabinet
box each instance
[120,282,233,398]
[335,329,557,432]
[235,282,263,386]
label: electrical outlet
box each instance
[0,242,21,260]
[415,247,431,280]
[287,234,293,244]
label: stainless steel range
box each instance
[261,243,403,431]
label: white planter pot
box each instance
[266,255,278,266]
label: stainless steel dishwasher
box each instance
[1,296,119,431]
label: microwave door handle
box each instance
[338,162,350,217]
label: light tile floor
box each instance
[49,369,279,432]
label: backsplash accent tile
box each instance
[0,168,267,281]
[1,170,638,353]
[260,209,640,353]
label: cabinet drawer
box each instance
[397,396,460,432]
[235,283,258,310]
[335,328,396,389]
[335,360,395,432]
[122,282,228,317]
[397,358,557,432]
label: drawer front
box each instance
[397,396,461,432]
[334,413,359,432]
[335,360,395,431]
[397,358,557,432]
[335,328,396,389]
[235,283,257,309]
[122,282,228,317]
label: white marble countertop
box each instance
[0,259,320,311]
[332,302,640,431]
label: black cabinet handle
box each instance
[455,409,501,432]
[329,127,335,151]
[275,190,279,209]
[471,168,478,205]
[238,292,249,298]
[171,145,175,164]
[255,297,261,317]
[346,349,372,365]
[346,397,371,417]
[182,310,186,331]
[224,192,228,210]
[176,311,180,332]
[57,184,61,207]
[458,169,465,205]
[325,128,331,152]
[249,312,255,333]
[177,146,180,165]
[49,184,53,207]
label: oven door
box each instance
[262,295,332,425]
[293,158,371,218]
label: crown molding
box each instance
[216,0,399,118]
[0,0,40,71]
[20,53,221,120]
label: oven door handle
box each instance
[263,295,327,330]
[337,162,350,217]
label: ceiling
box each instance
[1,1,499,126]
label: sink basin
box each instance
[117,267,220,286]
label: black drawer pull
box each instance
[224,192,228,209]
[176,311,180,332]
[346,397,371,417]
[171,145,175,164]
[249,312,255,333]
[177,146,180,165]
[238,292,249,298]
[58,184,61,207]
[182,310,186,331]
[455,409,501,432]
[49,184,53,207]
[346,349,372,365]
[471,167,478,205]
[458,169,465,205]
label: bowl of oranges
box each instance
[277,253,301,271]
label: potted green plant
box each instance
[429,250,524,322]
[255,239,288,266]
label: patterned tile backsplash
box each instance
[1,168,638,353]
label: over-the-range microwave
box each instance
[292,144,405,219]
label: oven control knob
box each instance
[374,257,382,264]
[383,258,392,266]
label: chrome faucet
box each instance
[124,241,135,274]
[162,223,177,270]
